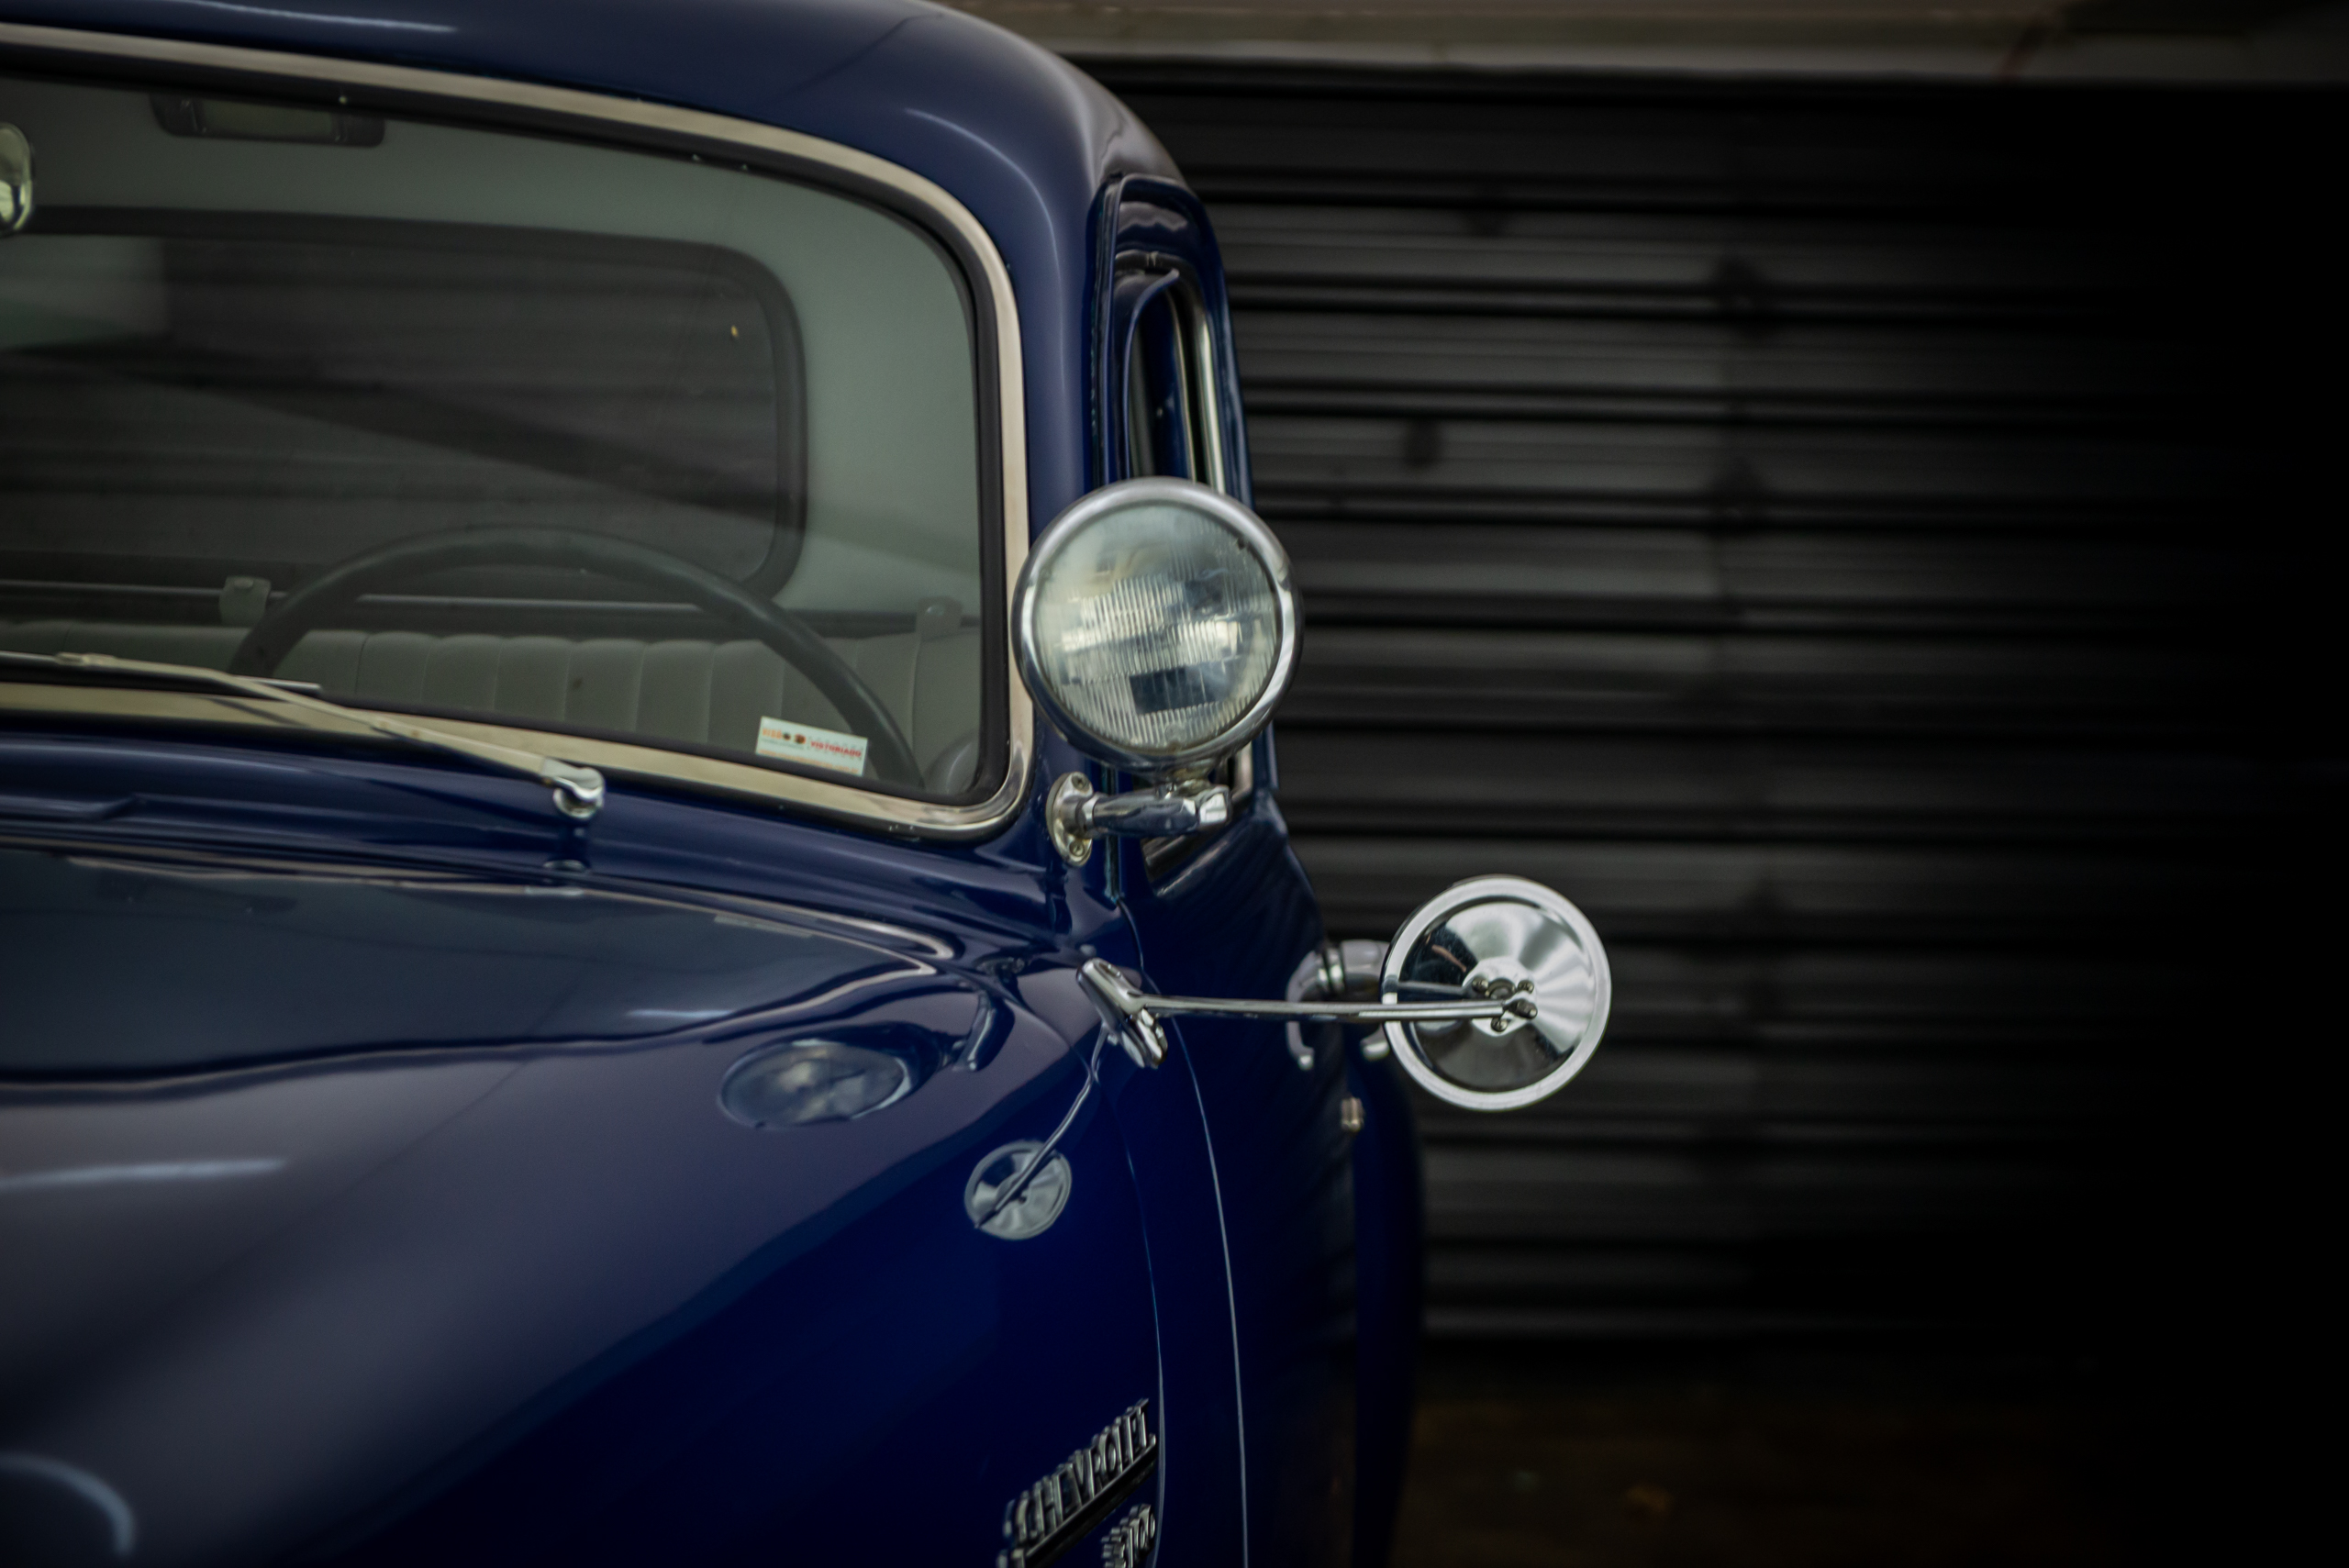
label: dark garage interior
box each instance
[1078,46,2342,1566]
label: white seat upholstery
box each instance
[0,620,984,793]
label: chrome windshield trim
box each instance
[1171,268,1233,496]
[0,21,1034,841]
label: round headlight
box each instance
[1016,479,1297,773]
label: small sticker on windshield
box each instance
[756,717,868,775]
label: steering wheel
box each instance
[228,527,925,789]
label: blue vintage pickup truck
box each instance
[0,6,1610,1564]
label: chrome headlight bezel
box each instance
[1014,477,1298,777]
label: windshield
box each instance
[0,73,994,800]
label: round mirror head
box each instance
[1015,477,1297,775]
[1381,875,1611,1111]
[0,123,32,236]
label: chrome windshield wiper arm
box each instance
[0,650,605,820]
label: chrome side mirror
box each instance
[1,123,32,236]
[1081,875,1612,1113]
[1375,876,1610,1110]
[1014,478,1297,864]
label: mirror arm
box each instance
[1079,957,1534,1069]
[1049,773,1230,866]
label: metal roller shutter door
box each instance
[1089,64,2338,1340]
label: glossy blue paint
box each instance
[0,5,1418,1564]
[0,727,1180,1564]
[1122,808,1353,1568]
[1347,1051,1425,1568]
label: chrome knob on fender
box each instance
[965,1140,1072,1240]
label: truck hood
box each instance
[0,830,1141,1567]
[0,837,930,1076]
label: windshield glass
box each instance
[0,73,993,800]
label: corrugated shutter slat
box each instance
[1094,65,2310,1338]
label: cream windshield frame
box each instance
[0,21,1034,840]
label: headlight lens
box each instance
[1019,481,1295,771]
